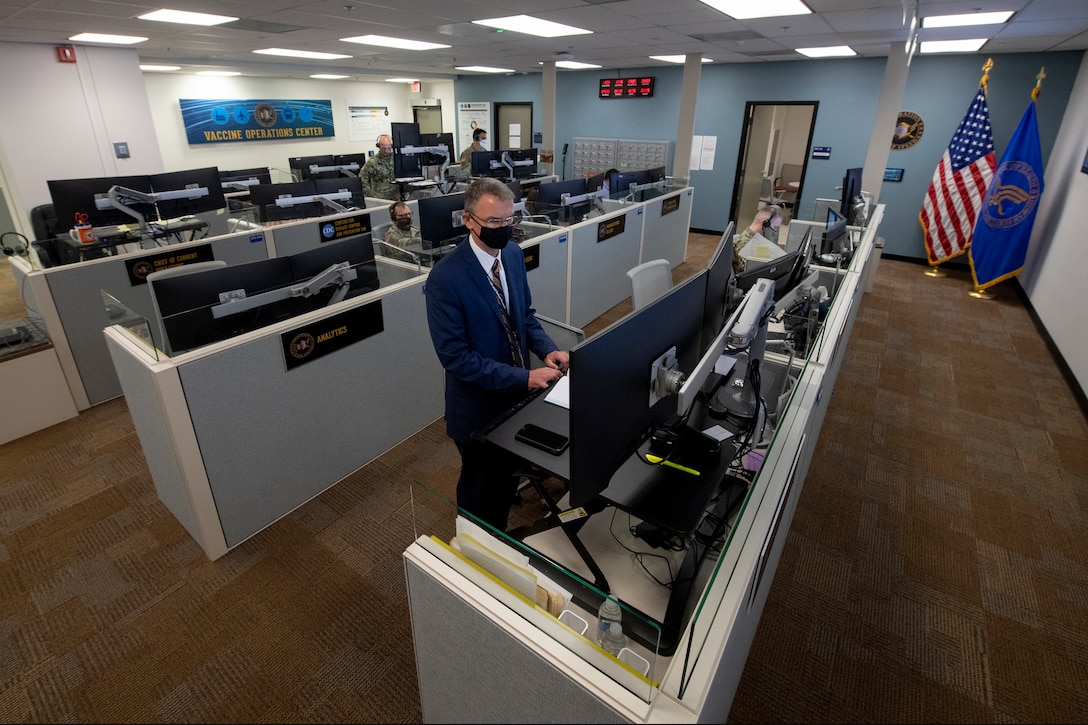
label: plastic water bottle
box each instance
[596,596,626,656]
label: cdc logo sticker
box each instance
[322,223,337,240]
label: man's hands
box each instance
[749,207,773,233]
[527,350,570,389]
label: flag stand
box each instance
[924,265,947,278]
[968,286,996,300]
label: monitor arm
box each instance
[401,144,451,180]
[308,163,361,178]
[221,179,260,192]
[711,278,775,421]
[99,183,211,228]
[498,151,534,181]
[210,262,358,319]
[274,190,355,214]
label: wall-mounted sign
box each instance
[884,168,905,182]
[599,77,655,98]
[661,196,681,216]
[892,111,924,150]
[811,146,831,160]
[597,215,626,242]
[282,300,384,370]
[180,99,335,145]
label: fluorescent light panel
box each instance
[196,70,240,76]
[556,60,601,69]
[796,46,856,58]
[922,11,1014,29]
[253,48,352,60]
[649,55,713,63]
[473,15,592,38]
[140,64,181,71]
[311,74,349,79]
[920,39,988,53]
[69,33,146,44]
[698,0,811,20]
[340,35,450,50]
[385,78,420,83]
[456,65,515,73]
[138,9,237,26]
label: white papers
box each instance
[544,373,570,409]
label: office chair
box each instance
[626,258,673,311]
[773,163,803,210]
[759,177,787,207]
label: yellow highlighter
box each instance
[645,454,700,476]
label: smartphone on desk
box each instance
[515,423,570,455]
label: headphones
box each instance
[388,202,405,222]
[1,232,29,257]
[376,134,391,149]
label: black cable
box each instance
[608,509,681,588]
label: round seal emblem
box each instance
[981,160,1041,229]
[892,111,924,150]
[254,103,276,128]
[132,260,155,280]
[289,332,316,360]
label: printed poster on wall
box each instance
[457,102,491,154]
[348,104,390,143]
[180,99,335,145]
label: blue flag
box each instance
[969,99,1044,290]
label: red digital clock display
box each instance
[599,77,655,98]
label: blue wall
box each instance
[454,50,1084,261]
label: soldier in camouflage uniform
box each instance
[362,134,399,201]
[382,201,421,263]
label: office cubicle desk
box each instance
[404,207,885,723]
[104,256,440,560]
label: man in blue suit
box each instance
[426,178,569,531]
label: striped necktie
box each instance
[490,258,524,367]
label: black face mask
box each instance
[395,218,412,231]
[476,222,512,250]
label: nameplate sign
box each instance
[661,196,680,216]
[597,215,626,243]
[125,244,215,286]
[523,243,541,271]
[320,213,371,243]
[281,300,384,370]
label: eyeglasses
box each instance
[393,213,412,221]
[466,212,519,228]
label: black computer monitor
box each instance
[506,148,538,179]
[249,181,323,223]
[392,122,422,179]
[419,132,454,166]
[608,169,652,197]
[822,207,848,256]
[734,248,804,301]
[782,226,815,293]
[417,191,466,248]
[48,175,156,229]
[220,167,273,188]
[334,154,369,176]
[840,166,863,224]
[313,176,366,210]
[568,270,708,508]
[151,167,227,220]
[535,178,588,224]
[586,172,608,193]
[647,165,667,182]
[288,155,337,181]
[506,180,523,202]
[702,221,735,352]
[470,150,504,178]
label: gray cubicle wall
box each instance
[639,187,693,268]
[173,276,443,547]
[43,229,271,407]
[567,205,644,328]
[520,226,569,324]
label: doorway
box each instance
[494,102,533,151]
[729,101,818,229]
[413,106,442,134]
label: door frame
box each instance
[494,102,533,150]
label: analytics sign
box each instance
[180,99,335,145]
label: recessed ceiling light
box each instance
[69,33,147,45]
[311,74,349,80]
[340,35,450,51]
[920,38,988,54]
[698,0,811,20]
[385,78,420,83]
[796,46,857,58]
[196,70,241,76]
[649,55,714,64]
[253,48,352,60]
[922,11,1014,29]
[138,9,238,26]
[456,65,516,74]
[140,64,181,71]
[473,15,592,38]
[555,60,602,70]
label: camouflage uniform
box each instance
[361,154,398,200]
[382,224,422,263]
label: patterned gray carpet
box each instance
[1,250,1086,722]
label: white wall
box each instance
[1020,52,1088,397]
[142,73,455,180]
[0,43,162,230]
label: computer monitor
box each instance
[568,270,708,509]
[734,248,804,301]
[822,207,848,256]
[419,133,454,166]
[48,175,156,229]
[288,155,337,181]
[586,172,608,193]
[506,148,538,179]
[535,178,588,224]
[471,150,504,178]
[285,235,380,307]
[151,167,227,220]
[249,181,323,223]
[840,166,863,224]
[334,154,369,176]
[506,180,523,202]
[313,176,366,210]
[782,226,815,293]
[701,221,735,353]
[417,191,466,248]
[220,167,273,189]
[608,169,652,197]
[647,166,667,182]
[392,122,422,179]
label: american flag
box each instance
[919,84,996,265]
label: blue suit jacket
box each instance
[425,236,558,442]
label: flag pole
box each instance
[968,67,1044,301]
[924,58,994,279]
